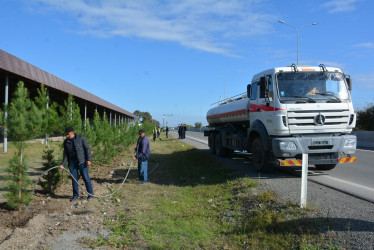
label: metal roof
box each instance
[0,49,135,118]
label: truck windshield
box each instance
[276,72,350,103]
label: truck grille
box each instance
[287,109,350,130]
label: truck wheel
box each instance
[314,164,337,171]
[215,133,227,157]
[251,137,273,172]
[208,134,216,155]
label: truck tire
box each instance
[314,164,337,171]
[215,133,227,157]
[208,134,216,155]
[251,137,274,173]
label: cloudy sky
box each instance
[1,0,373,126]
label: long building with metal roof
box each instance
[0,49,135,119]
[0,49,135,151]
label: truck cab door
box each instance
[250,75,274,131]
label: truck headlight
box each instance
[344,139,356,148]
[279,141,297,150]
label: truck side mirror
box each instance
[346,78,352,91]
[247,84,251,98]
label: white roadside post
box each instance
[300,153,308,208]
[4,74,9,153]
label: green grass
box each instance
[1,134,339,249]
[0,140,61,169]
[91,134,339,249]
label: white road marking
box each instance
[185,135,208,144]
[356,149,374,153]
[170,131,208,145]
[311,174,374,192]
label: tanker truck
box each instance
[204,64,357,172]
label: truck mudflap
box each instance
[279,156,357,166]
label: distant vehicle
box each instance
[204,64,357,172]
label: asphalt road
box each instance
[172,130,374,203]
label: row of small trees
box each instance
[1,81,152,211]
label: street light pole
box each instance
[278,20,319,65]
[162,114,173,128]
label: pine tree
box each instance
[59,94,82,133]
[83,118,96,147]
[34,84,59,148]
[3,81,42,211]
[35,84,61,195]
[91,110,105,163]
[39,148,61,195]
[101,112,116,163]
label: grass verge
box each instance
[92,134,338,249]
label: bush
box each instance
[356,103,374,131]
[38,148,61,195]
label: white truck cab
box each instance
[205,64,357,172]
[248,64,356,170]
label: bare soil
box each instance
[0,147,136,249]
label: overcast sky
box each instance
[1,0,373,126]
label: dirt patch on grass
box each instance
[0,203,34,229]
[0,141,138,248]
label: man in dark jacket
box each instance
[133,129,151,184]
[178,124,182,139]
[182,124,187,139]
[60,127,94,201]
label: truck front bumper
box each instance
[272,134,357,163]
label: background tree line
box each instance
[356,103,374,131]
[133,110,160,127]
[0,81,154,211]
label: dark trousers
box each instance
[69,159,94,198]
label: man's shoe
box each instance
[87,195,95,201]
[70,196,79,202]
[140,181,147,185]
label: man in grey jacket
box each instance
[60,127,94,202]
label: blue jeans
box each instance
[69,159,94,197]
[166,131,168,138]
[138,160,148,183]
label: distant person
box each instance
[181,124,187,139]
[152,127,157,142]
[157,127,161,140]
[178,124,182,139]
[165,126,169,138]
[59,127,94,202]
[133,129,151,185]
